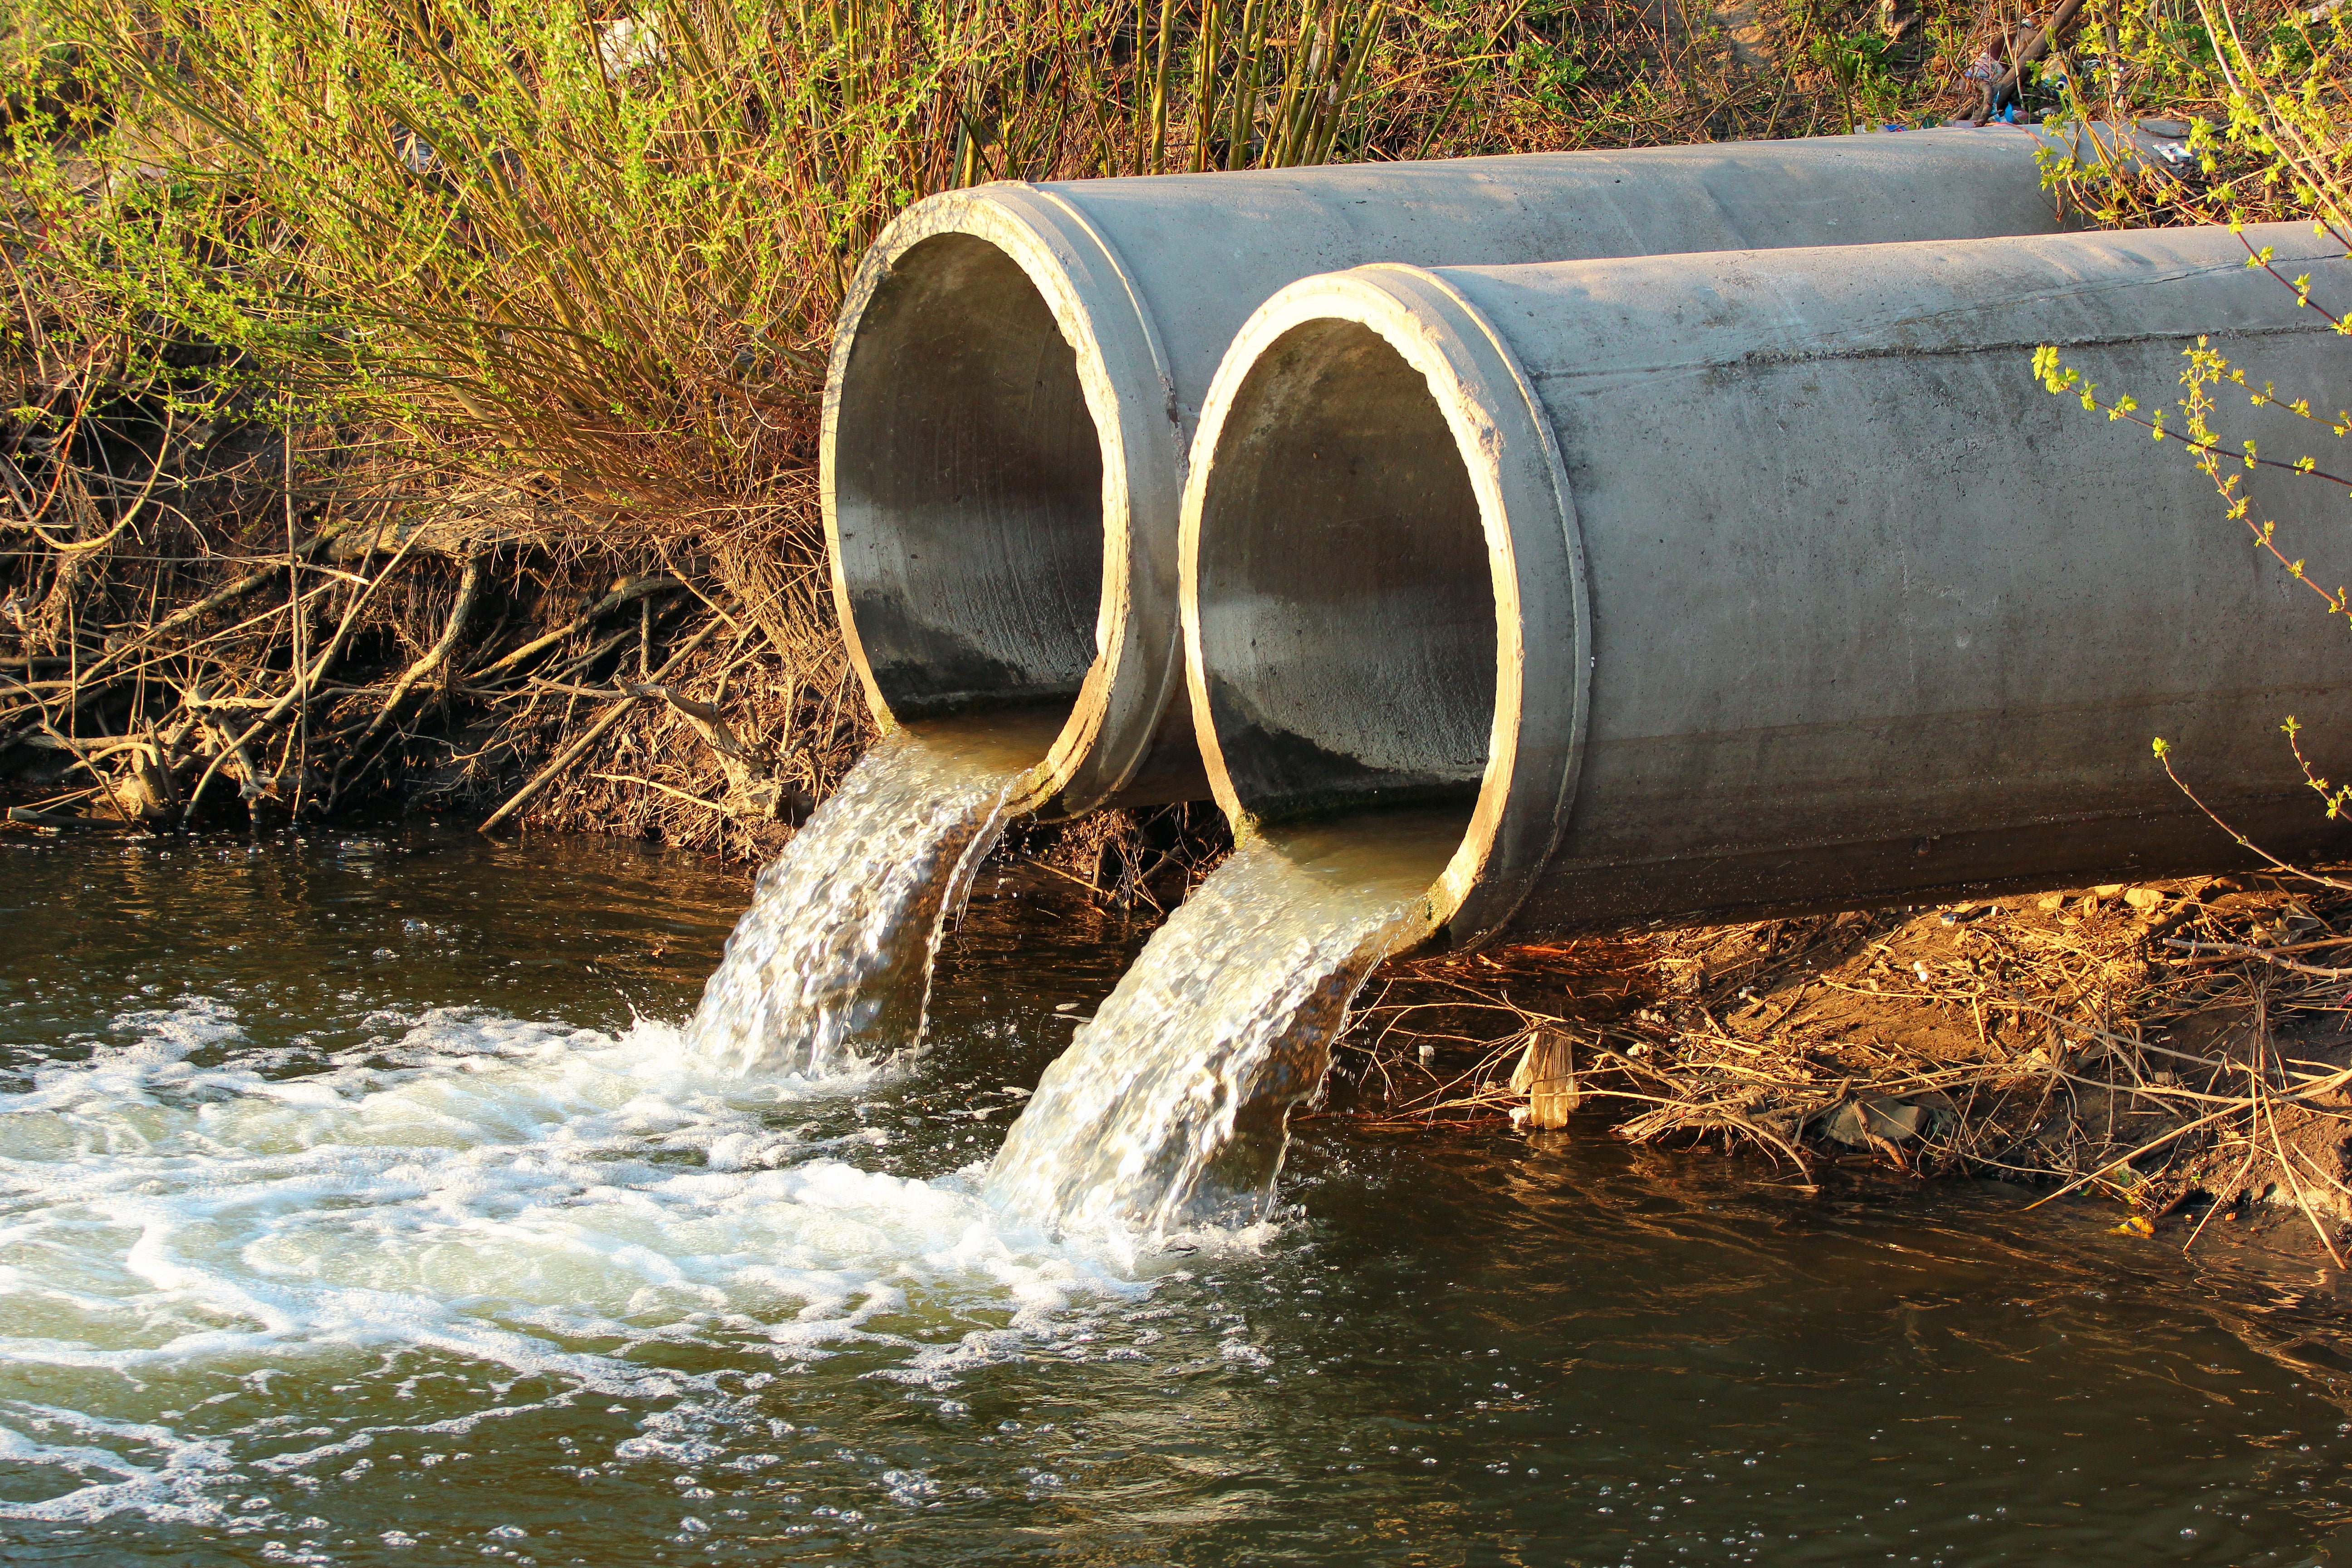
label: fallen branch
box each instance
[71,513,368,687]
[345,552,486,751]
[2164,936,2352,979]
[1996,0,2087,94]
[182,527,427,817]
[475,574,681,678]
[591,770,730,814]
[4,805,139,831]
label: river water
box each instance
[7,828,2352,1566]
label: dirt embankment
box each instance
[1333,871,2352,1258]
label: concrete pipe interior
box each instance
[830,233,1104,746]
[1190,317,1498,900]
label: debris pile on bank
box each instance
[1333,872,2352,1250]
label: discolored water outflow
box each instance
[985,814,1456,1239]
[685,723,1049,1075]
[679,691,1459,1237]
[14,833,2352,1567]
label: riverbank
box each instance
[0,442,853,862]
[1337,869,2352,1257]
[0,0,1799,854]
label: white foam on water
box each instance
[0,997,1162,1523]
[0,1404,236,1524]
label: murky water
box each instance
[685,721,1049,1075]
[8,829,2352,1566]
[986,814,1455,1240]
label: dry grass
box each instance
[1328,875,2352,1256]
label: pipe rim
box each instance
[1180,264,1591,943]
[820,184,1184,815]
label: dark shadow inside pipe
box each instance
[832,233,1103,730]
[1194,318,1496,843]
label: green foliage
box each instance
[2034,0,2346,231]
[2029,0,2348,652]
[2028,0,2347,868]
[1808,29,1903,131]
[1509,33,1592,112]
[0,0,1995,549]
[0,0,1564,531]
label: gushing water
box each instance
[684,711,1457,1237]
[984,814,1458,1240]
[686,724,1049,1075]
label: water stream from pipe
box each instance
[666,631,1460,1242]
[985,812,1460,1239]
[684,719,1053,1076]
[679,693,1454,1240]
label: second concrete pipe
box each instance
[823,128,2119,814]
[1181,221,2352,944]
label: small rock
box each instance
[2092,883,2125,898]
[1909,1091,1959,1136]
[1818,1098,1925,1146]
[1818,1102,1867,1146]
[2124,887,2165,911]
[1863,1099,1925,1140]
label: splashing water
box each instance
[0,998,1157,1529]
[686,724,1052,1075]
[985,814,1459,1240]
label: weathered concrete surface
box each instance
[823,128,2125,816]
[1181,222,2352,943]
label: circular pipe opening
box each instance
[1188,317,1499,899]
[1186,266,1586,944]
[829,232,1105,747]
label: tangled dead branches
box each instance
[1329,873,2352,1257]
[0,410,871,857]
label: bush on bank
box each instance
[0,0,1795,844]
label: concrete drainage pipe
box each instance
[823,127,2129,816]
[1180,222,2352,944]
